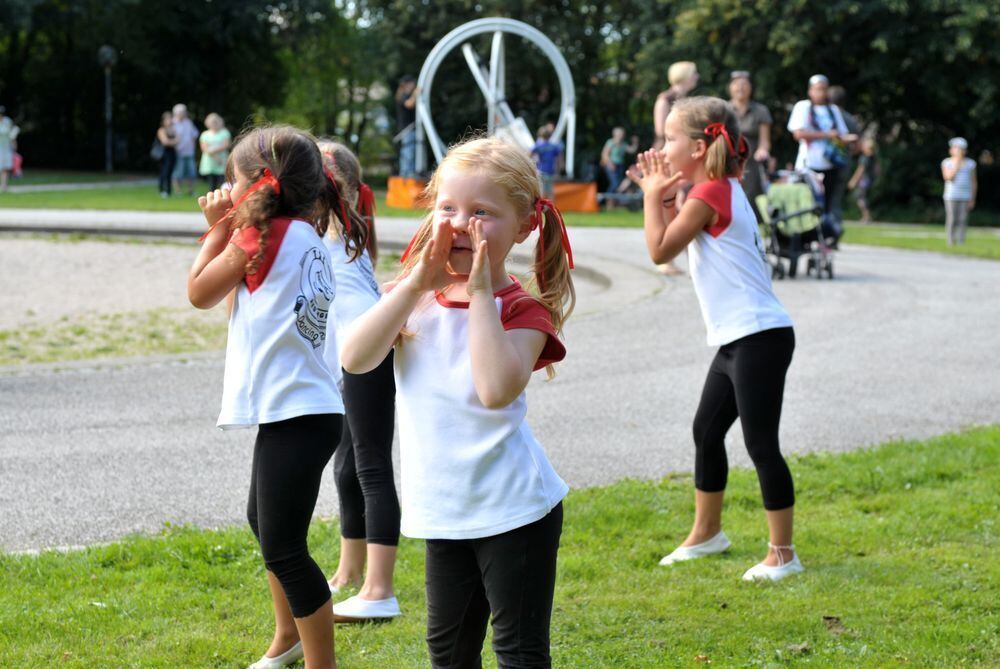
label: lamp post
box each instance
[97,45,118,173]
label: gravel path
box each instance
[2,222,998,552]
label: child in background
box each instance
[316,140,403,623]
[188,125,368,669]
[340,137,574,668]
[601,126,639,200]
[628,97,801,582]
[941,137,977,246]
[531,124,563,199]
[847,137,878,224]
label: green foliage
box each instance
[1,0,998,211]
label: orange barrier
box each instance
[554,181,599,213]
[386,176,427,209]
[387,176,599,213]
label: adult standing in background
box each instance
[787,75,857,246]
[941,137,977,246]
[827,85,861,227]
[199,113,231,191]
[155,111,178,198]
[727,71,773,221]
[171,103,199,196]
[395,75,419,178]
[0,105,20,193]
[650,61,698,275]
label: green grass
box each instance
[0,308,228,366]
[840,222,1000,260]
[2,427,997,667]
[9,169,154,186]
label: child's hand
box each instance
[627,149,683,199]
[404,219,466,293]
[466,217,492,297]
[198,188,233,228]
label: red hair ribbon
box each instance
[531,198,574,290]
[358,182,377,224]
[704,122,737,156]
[198,168,281,242]
[325,167,352,234]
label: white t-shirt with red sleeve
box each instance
[393,279,569,540]
[685,178,793,347]
[217,217,344,429]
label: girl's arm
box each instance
[627,150,711,264]
[652,95,668,146]
[466,219,546,409]
[341,220,464,374]
[188,190,246,309]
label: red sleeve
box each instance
[229,218,292,293]
[687,179,733,238]
[501,294,566,370]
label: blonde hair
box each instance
[317,139,378,261]
[671,96,745,180]
[400,137,575,372]
[668,61,698,87]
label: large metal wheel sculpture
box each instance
[415,18,577,178]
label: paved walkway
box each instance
[1,209,998,552]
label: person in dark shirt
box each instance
[395,75,419,177]
[531,124,563,198]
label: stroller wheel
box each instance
[772,259,785,280]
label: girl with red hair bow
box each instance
[628,96,802,583]
[340,136,574,668]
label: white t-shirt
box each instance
[173,118,199,157]
[686,178,794,347]
[322,237,380,383]
[941,157,976,201]
[393,280,568,540]
[787,100,848,171]
[218,217,344,429]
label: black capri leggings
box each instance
[247,413,342,618]
[333,352,400,545]
[692,327,795,510]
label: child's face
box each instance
[662,112,701,179]
[950,146,965,160]
[433,167,530,280]
[612,128,625,142]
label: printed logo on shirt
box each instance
[294,247,334,348]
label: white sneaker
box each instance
[742,544,805,582]
[658,531,731,566]
[247,641,303,669]
[333,594,402,622]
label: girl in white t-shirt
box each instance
[188,125,369,669]
[316,140,403,623]
[628,97,801,582]
[341,137,575,668]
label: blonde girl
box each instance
[340,137,574,667]
[627,97,801,582]
[188,125,368,669]
[315,140,403,623]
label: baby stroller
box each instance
[755,171,835,280]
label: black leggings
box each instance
[247,413,341,618]
[333,352,400,545]
[425,504,563,669]
[693,327,795,510]
[158,148,176,194]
